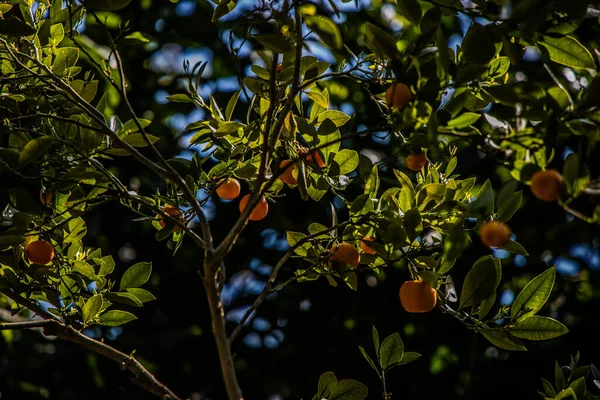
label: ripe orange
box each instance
[157,205,184,232]
[26,240,55,265]
[406,152,427,171]
[239,194,269,221]
[279,160,298,185]
[400,280,437,313]
[530,169,563,202]
[385,83,413,110]
[216,178,241,200]
[360,236,376,255]
[40,189,52,206]
[276,63,283,73]
[480,221,510,248]
[329,243,360,269]
[306,151,326,168]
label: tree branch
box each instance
[1,291,182,400]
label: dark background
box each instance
[2,0,600,399]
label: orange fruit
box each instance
[239,194,269,221]
[400,280,437,313]
[40,189,52,206]
[406,152,427,171]
[276,63,283,73]
[530,169,563,202]
[279,160,298,185]
[329,243,360,269]
[360,236,376,255]
[157,205,184,232]
[385,83,413,110]
[306,151,326,168]
[216,178,241,200]
[26,240,55,265]
[480,221,510,248]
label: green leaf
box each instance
[119,262,152,290]
[395,0,422,25]
[212,0,237,21]
[124,31,152,43]
[555,388,577,400]
[105,292,143,307]
[82,294,103,324]
[317,372,337,399]
[98,310,137,326]
[446,112,481,129]
[225,89,241,121]
[333,149,359,175]
[556,361,566,391]
[404,208,422,241]
[509,316,568,341]
[459,255,502,309]
[469,179,494,217]
[480,330,527,351]
[488,57,511,79]
[499,239,529,256]
[329,379,368,400]
[305,15,342,49]
[166,94,194,103]
[123,133,160,147]
[478,292,496,319]
[541,377,557,397]
[317,110,351,127]
[306,91,329,109]
[398,351,422,365]
[358,346,379,373]
[64,218,87,244]
[19,136,53,167]
[364,165,380,198]
[98,256,115,275]
[118,119,152,136]
[511,267,556,321]
[379,333,404,369]
[73,261,95,277]
[393,169,414,190]
[538,35,595,69]
[496,191,522,222]
[125,288,156,303]
[255,34,292,53]
[372,326,380,359]
[364,22,399,60]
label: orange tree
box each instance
[1,0,600,399]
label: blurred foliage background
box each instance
[1,0,600,399]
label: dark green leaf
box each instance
[317,372,337,399]
[510,316,568,341]
[329,379,368,400]
[511,267,555,321]
[364,22,399,60]
[379,333,404,369]
[459,255,502,309]
[398,351,422,365]
[305,15,342,49]
[212,0,237,21]
[255,34,292,53]
[462,23,495,65]
[496,191,522,222]
[538,35,595,69]
[105,292,143,307]
[358,346,379,373]
[19,136,53,167]
[396,0,422,25]
[480,330,527,351]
